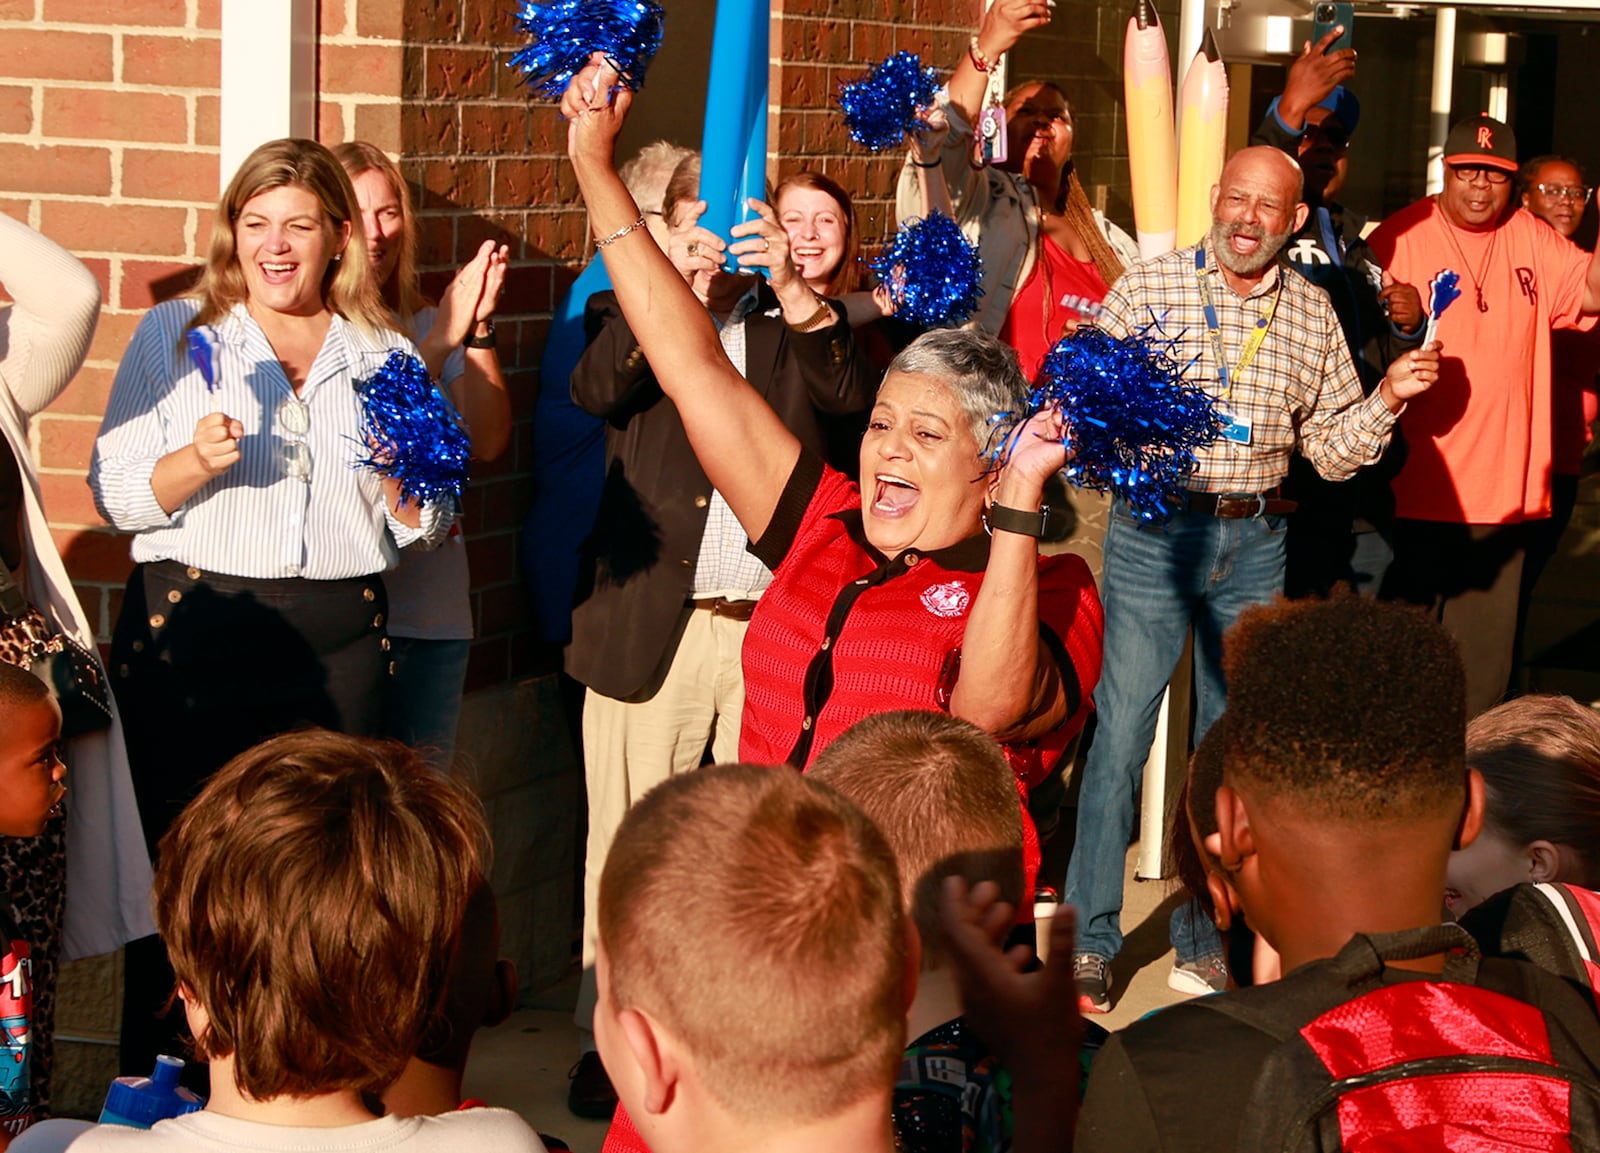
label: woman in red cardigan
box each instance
[562,64,1103,795]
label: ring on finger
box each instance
[687,241,699,257]
[761,237,772,252]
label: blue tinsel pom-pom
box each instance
[837,51,939,152]
[871,212,984,328]
[1014,326,1222,522]
[509,0,665,100]
[356,351,472,508]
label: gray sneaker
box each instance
[1074,952,1113,1014]
[1167,952,1228,996]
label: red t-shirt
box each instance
[999,233,1111,382]
[1366,202,1593,523]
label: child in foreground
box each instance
[1066,594,1600,1150]
[593,762,908,1153]
[0,664,67,1148]
[39,731,543,1152]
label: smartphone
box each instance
[1313,2,1354,53]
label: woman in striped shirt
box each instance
[89,137,447,1079]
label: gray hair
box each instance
[619,141,694,215]
[886,328,1031,451]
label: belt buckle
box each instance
[1221,492,1266,518]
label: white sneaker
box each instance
[1167,953,1228,996]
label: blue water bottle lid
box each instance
[102,1055,205,1127]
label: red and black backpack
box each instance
[1199,923,1600,1150]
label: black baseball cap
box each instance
[1443,113,1518,173]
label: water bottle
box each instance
[98,1055,204,1129]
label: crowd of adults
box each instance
[0,0,1595,1144]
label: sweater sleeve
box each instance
[0,213,101,417]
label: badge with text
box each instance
[1216,406,1253,445]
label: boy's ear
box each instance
[619,1007,679,1118]
[1456,769,1487,852]
[484,959,518,1030]
[1205,871,1239,932]
[902,920,922,1015]
[1213,784,1256,871]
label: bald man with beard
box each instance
[1064,147,1440,1012]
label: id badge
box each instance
[1217,408,1253,445]
[977,105,1007,166]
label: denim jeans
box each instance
[381,636,472,770]
[1065,500,1287,963]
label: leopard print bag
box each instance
[0,571,111,739]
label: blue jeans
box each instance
[1065,501,1287,963]
[382,637,472,770]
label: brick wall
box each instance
[0,0,221,642]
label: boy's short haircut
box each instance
[809,710,1023,964]
[1221,592,1465,821]
[154,731,489,1101]
[0,663,51,714]
[600,763,907,1125]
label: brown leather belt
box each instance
[692,596,758,622]
[1183,490,1298,519]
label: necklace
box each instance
[1437,208,1496,313]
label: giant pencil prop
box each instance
[699,0,770,271]
[1123,0,1177,260]
[1175,28,1228,249]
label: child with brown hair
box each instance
[593,761,908,1153]
[43,731,542,1152]
[1446,693,1600,917]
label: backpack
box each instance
[1461,882,1600,1011]
[1202,923,1600,1151]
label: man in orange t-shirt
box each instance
[1367,114,1600,715]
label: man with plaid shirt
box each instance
[1065,146,1439,1011]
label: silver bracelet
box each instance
[594,215,646,250]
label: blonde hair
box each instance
[189,138,389,335]
[600,764,907,1124]
[333,140,427,329]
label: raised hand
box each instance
[1377,270,1423,334]
[191,411,243,477]
[1278,28,1356,130]
[730,198,800,292]
[1381,341,1441,410]
[977,0,1055,60]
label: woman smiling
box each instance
[562,66,1102,812]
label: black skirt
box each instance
[109,560,390,854]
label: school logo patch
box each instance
[921,580,971,618]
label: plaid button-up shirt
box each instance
[1099,240,1398,494]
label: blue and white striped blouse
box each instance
[90,299,446,580]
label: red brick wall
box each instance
[0,0,222,641]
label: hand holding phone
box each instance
[1312,3,1354,53]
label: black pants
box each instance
[110,561,389,1080]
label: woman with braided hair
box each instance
[897,0,1137,377]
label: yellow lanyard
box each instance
[1194,247,1280,401]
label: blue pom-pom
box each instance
[1007,326,1222,522]
[509,0,665,100]
[871,211,984,328]
[1428,269,1461,319]
[185,326,216,391]
[837,51,939,152]
[355,351,471,508]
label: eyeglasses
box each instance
[1534,182,1593,204]
[1449,165,1511,186]
[278,396,311,482]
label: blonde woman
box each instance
[90,138,446,1077]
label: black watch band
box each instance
[463,320,496,349]
[985,502,1049,538]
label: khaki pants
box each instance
[572,608,748,1040]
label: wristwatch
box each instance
[985,502,1049,538]
[463,320,496,350]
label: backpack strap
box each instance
[1327,923,1481,990]
[1533,883,1600,1002]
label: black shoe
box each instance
[566,1051,618,1120]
